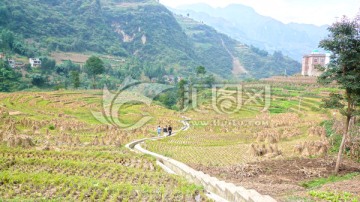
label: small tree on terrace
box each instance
[85,56,104,89]
[70,71,80,89]
[196,66,206,75]
[177,79,188,111]
[318,16,360,174]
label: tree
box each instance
[144,65,156,80]
[70,71,80,89]
[84,56,104,89]
[318,16,360,174]
[144,65,166,81]
[56,60,80,75]
[273,51,284,62]
[250,45,268,57]
[196,66,206,75]
[30,73,46,87]
[204,74,215,86]
[0,60,18,91]
[177,79,188,110]
[0,29,14,51]
[40,57,56,73]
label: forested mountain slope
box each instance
[0,0,300,79]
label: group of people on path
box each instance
[157,125,172,137]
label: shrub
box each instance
[48,125,55,130]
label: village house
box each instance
[7,59,15,68]
[163,75,176,83]
[29,58,41,67]
[301,50,330,76]
[6,59,25,69]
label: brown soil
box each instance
[190,157,360,201]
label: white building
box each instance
[7,59,15,68]
[29,58,41,67]
[301,50,330,76]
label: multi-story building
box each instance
[301,50,330,76]
[29,58,42,67]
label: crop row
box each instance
[0,147,156,171]
[145,142,251,166]
[0,170,199,202]
[0,156,180,187]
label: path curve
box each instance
[125,117,276,202]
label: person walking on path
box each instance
[163,125,168,136]
[157,126,162,137]
[168,126,172,136]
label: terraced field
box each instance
[0,91,207,201]
[146,84,330,166]
[0,83,358,202]
[0,147,202,201]
[144,82,360,201]
[0,91,182,144]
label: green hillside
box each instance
[176,15,301,78]
[0,0,300,81]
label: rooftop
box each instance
[303,54,327,57]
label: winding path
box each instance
[125,117,276,202]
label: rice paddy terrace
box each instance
[146,82,334,166]
[0,80,359,202]
[144,81,360,201]
[0,91,207,201]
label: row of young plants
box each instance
[0,170,201,201]
[0,147,156,171]
[0,146,206,201]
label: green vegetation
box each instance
[309,190,359,202]
[0,1,358,201]
[301,172,359,189]
[196,66,206,75]
[84,56,105,89]
[0,146,203,201]
[176,15,301,78]
[0,29,40,57]
[1,0,123,54]
[70,71,80,89]
[0,60,21,92]
[236,45,300,78]
[321,120,343,153]
[0,0,301,85]
[318,16,360,174]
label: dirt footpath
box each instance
[190,157,360,201]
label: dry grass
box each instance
[0,91,207,201]
[51,52,90,64]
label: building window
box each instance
[314,58,318,63]
[321,58,325,62]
